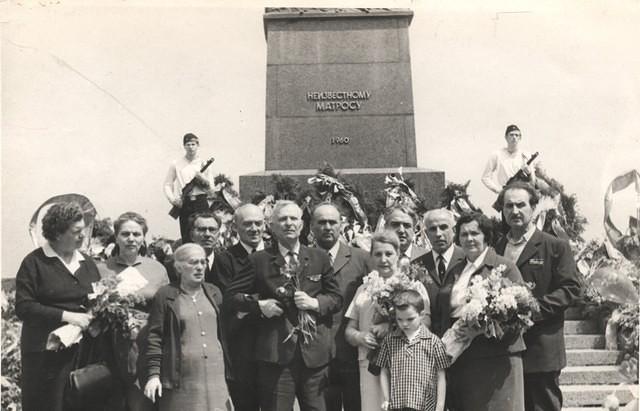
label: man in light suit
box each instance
[415,208,466,334]
[310,203,369,411]
[496,181,582,411]
[228,200,342,411]
[384,205,427,262]
[223,204,266,411]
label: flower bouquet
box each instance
[362,270,425,374]
[86,274,147,340]
[400,262,430,285]
[442,264,539,363]
[275,260,317,344]
[46,273,146,351]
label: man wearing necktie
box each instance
[384,205,428,263]
[222,204,266,411]
[310,203,369,411]
[495,182,581,411]
[227,200,342,411]
[415,209,466,335]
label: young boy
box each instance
[376,290,449,411]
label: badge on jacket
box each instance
[528,258,544,266]
[307,274,322,282]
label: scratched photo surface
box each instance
[2,0,639,278]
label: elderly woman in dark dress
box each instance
[434,212,526,411]
[143,243,233,411]
[15,202,101,411]
[97,212,169,411]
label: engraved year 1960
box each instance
[330,136,350,145]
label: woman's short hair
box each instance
[114,212,148,235]
[173,243,206,275]
[42,202,84,242]
[370,230,401,254]
[454,212,494,246]
[393,289,425,313]
[112,212,149,257]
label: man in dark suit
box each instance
[496,181,582,411]
[228,200,342,411]
[165,211,230,289]
[415,208,466,334]
[223,204,265,411]
[384,205,428,262]
[310,203,369,411]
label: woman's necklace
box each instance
[183,287,201,303]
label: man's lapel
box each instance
[268,244,286,279]
[445,245,467,282]
[423,251,439,285]
[232,242,249,259]
[516,229,543,268]
[332,242,350,274]
[411,244,428,261]
[495,236,508,255]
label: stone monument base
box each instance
[240,167,444,210]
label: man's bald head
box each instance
[423,208,456,254]
[234,203,265,248]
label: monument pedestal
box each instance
[240,8,445,212]
[240,167,444,210]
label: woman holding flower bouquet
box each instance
[15,201,101,411]
[97,212,169,411]
[345,231,430,411]
[143,243,233,411]
[435,213,527,411]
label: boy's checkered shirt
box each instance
[376,325,450,411]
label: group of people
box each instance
[14,126,583,411]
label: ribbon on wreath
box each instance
[603,169,640,256]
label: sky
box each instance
[2,0,639,278]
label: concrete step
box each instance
[565,334,605,349]
[562,384,639,407]
[565,306,586,320]
[567,349,621,366]
[565,320,600,335]
[560,365,628,385]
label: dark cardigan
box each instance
[145,282,230,389]
[15,247,100,353]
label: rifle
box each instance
[168,157,215,219]
[492,152,539,211]
[504,151,539,186]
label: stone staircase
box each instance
[561,307,639,410]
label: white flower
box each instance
[467,276,489,302]
[88,281,108,300]
[460,299,485,322]
[494,293,518,313]
[502,285,532,303]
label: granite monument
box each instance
[240,8,444,209]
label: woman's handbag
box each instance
[67,363,113,408]
[64,332,114,410]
